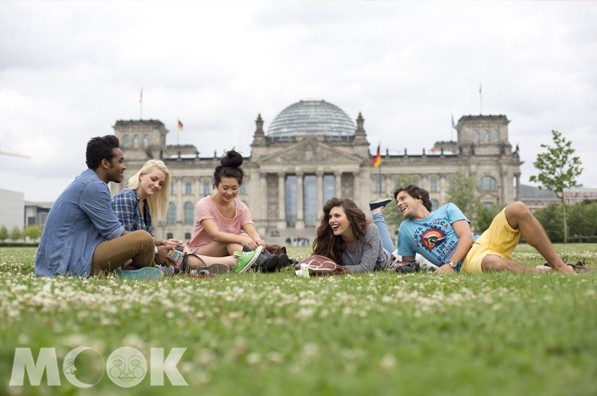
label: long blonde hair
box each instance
[127,160,171,222]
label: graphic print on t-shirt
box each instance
[411,218,459,264]
[420,228,445,251]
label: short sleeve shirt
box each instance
[188,196,254,249]
[397,203,479,266]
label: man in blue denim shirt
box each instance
[35,135,172,277]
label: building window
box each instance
[373,177,381,193]
[304,175,317,227]
[185,182,192,195]
[483,130,489,142]
[143,134,149,146]
[480,176,497,191]
[123,134,130,146]
[167,232,173,239]
[285,175,297,227]
[430,178,438,192]
[492,130,499,141]
[170,181,175,195]
[184,202,194,225]
[133,134,139,148]
[323,174,335,203]
[203,182,211,196]
[240,183,246,195]
[431,199,440,210]
[167,202,176,225]
[471,130,479,142]
[184,232,191,241]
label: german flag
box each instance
[371,144,381,167]
[177,120,183,132]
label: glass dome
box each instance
[266,100,356,138]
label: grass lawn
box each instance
[1,245,596,396]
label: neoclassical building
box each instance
[112,99,522,242]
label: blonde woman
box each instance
[112,159,238,274]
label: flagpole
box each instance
[139,89,143,120]
[378,161,382,199]
[479,82,483,115]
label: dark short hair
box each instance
[393,185,432,211]
[86,135,120,170]
[213,149,244,186]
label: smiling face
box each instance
[105,148,126,183]
[138,168,166,199]
[396,190,426,220]
[328,205,352,239]
[215,177,240,202]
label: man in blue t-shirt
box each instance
[35,135,174,278]
[394,185,574,274]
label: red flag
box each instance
[371,144,381,167]
[177,120,183,132]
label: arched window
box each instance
[492,130,499,142]
[167,202,176,225]
[184,202,194,225]
[480,176,497,191]
[431,199,440,210]
[471,130,479,142]
[143,134,149,146]
[133,134,139,148]
[430,178,438,192]
[203,182,211,196]
[123,134,130,146]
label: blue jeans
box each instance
[372,212,395,257]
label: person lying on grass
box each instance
[392,184,575,274]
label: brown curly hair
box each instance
[312,198,371,263]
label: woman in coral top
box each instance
[189,149,280,271]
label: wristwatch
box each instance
[447,261,457,269]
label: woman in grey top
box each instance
[312,198,390,273]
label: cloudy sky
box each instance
[1,1,596,202]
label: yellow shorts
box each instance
[461,208,520,273]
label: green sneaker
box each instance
[233,246,264,273]
[115,267,163,280]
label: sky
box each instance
[1,0,596,202]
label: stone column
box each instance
[335,171,342,198]
[353,172,360,204]
[296,172,304,229]
[316,170,324,216]
[259,173,267,224]
[277,173,286,230]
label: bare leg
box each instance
[481,254,533,273]
[195,240,243,257]
[498,202,573,274]
[186,254,236,269]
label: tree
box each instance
[535,203,565,243]
[10,226,22,242]
[529,130,583,243]
[24,225,43,242]
[475,204,504,234]
[0,226,8,242]
[567,200,597,242]
[447,172,480,226]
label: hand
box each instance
[254,238,266,247]
[239,234,258,250]
[154,246,177,267]
[164,239,184,248]
[435,264,455,275]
